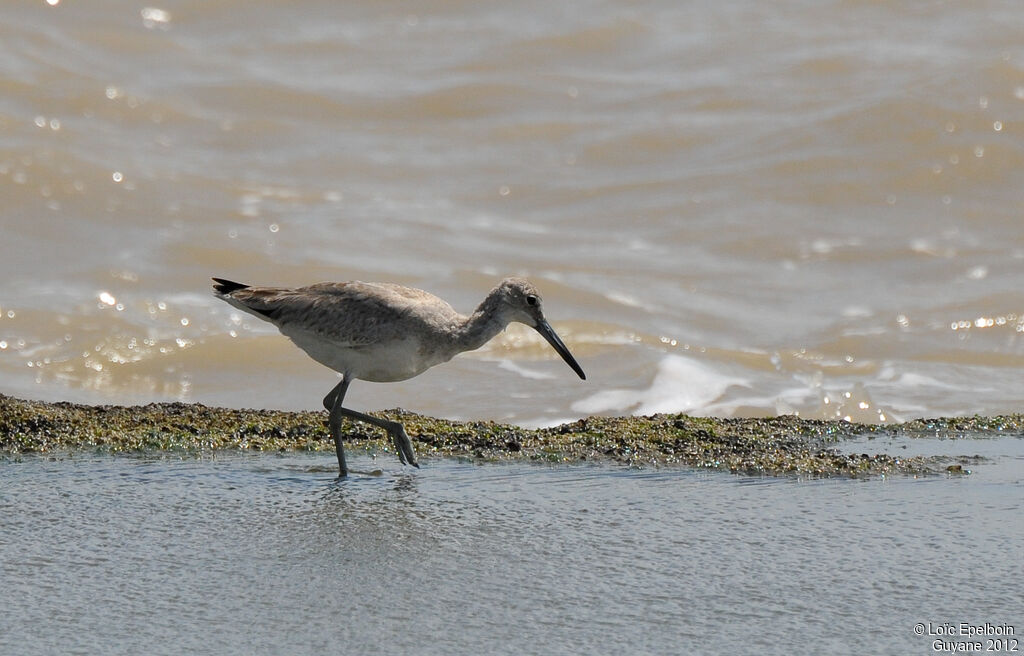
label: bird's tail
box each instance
[212,278,249,295]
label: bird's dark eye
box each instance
[526,294,539,307]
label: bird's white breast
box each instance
[285,329,451,382]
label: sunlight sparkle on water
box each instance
[967,266,988,280]
[951,315,1016,331]
[141,7,171,29]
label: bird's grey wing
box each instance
[225,282,410,347]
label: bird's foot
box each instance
[390,425,419,468]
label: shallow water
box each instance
[3,442,1022,655]
[2,1,1024,425]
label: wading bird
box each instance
[213,277,586,475]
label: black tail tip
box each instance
[212,277,249,295]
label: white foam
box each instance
[518,416,578,429]
[572,354,748,416]
[884,371,969,391]
[497,360,557,380]
[604,291,654,311]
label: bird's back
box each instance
[213,279,467,380]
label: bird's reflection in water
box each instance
[299,469,440,551]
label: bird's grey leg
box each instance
[334,406,419,468]
[322,379,346,412]
[323,376,419,470]
[324,377,351,477]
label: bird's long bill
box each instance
[534,319,586,380]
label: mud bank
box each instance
[1,394,1003,477]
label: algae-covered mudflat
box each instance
[2,394,1009,476]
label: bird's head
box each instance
[493,278,586,380]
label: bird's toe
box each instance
[390,426,418,468]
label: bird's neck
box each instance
[456,291,509,352]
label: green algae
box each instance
[0,393,1005,477]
